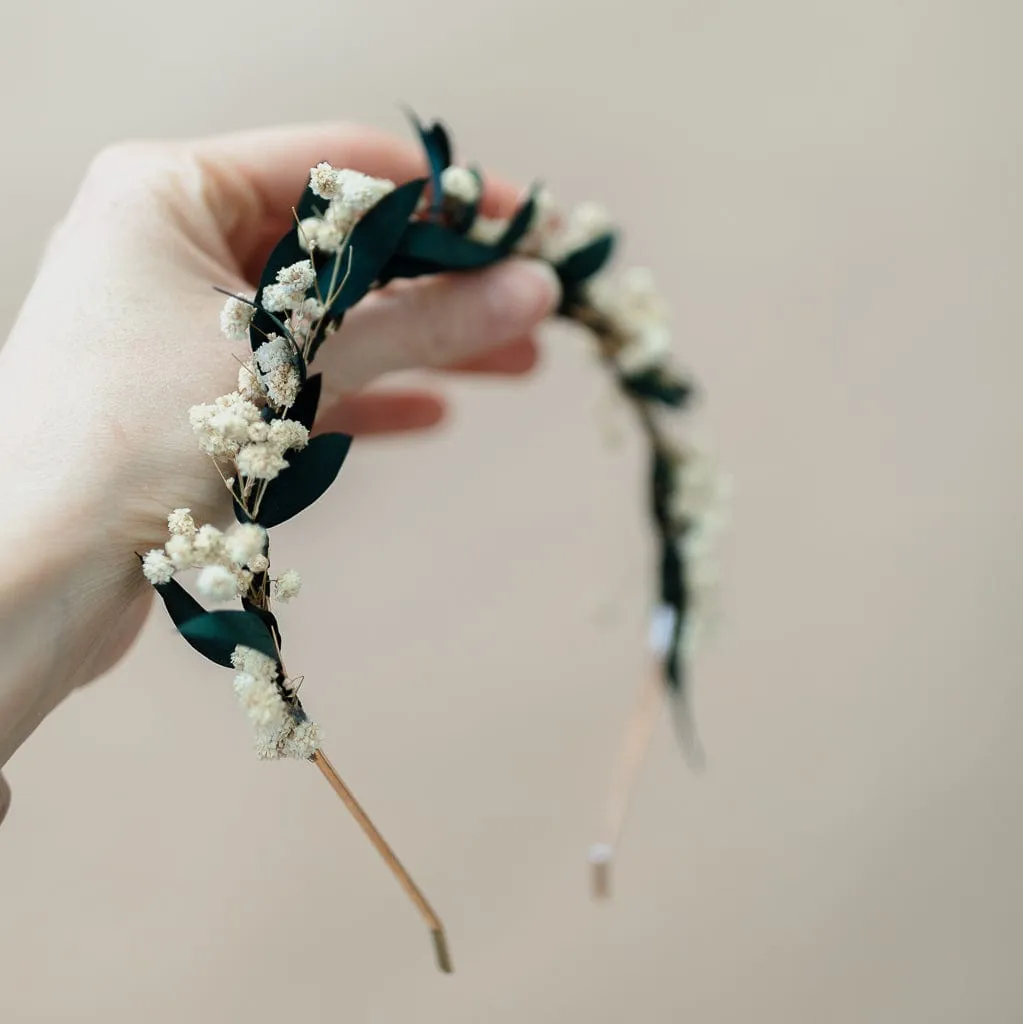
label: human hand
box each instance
[0,122,559,777]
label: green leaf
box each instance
[320,179,427,320]
[496,190,537,253]
[255,432,353,528]
[622,369,693,408]
[288,373,323,431]
[395,222,499,270]
[405,109,452,212]
[555,233,616,299]
[178,610,278,666]
[295,184,322,221]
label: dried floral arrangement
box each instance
[139,114,724,973]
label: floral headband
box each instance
[140,114,725,973]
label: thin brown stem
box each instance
[589,662,664,900]
[311,750,453,974]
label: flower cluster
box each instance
[231,645,319,760]
[299,165,396,253]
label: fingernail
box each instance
[485,258,561,325]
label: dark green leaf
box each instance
[320,179,427,320]
[622,369,693,408]
[395,222,499,270]
[178,610,278,666]
[255,432,353,528]
[288,373,323,431]
[295,184,322,221]
[496,190,537,253]
[241,597,282,652]
[555,233,616,298]
[405,110,452,212]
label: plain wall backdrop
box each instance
[2,1,1022,1021]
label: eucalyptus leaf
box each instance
[320,179,427,320]
[254,432,353,528]
[406,110,452,212]
[555,233,616,298]
[395,222,498,270]
[496,190,537,253]
[178,610,279,666]
[622,369,693,408]
[241,597,283,652]
[289,373,323,431]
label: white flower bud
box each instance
[196,565,237,602]
[219,296,255,341]
[167,508,195,536]
[274,570,302,603]
[441,165,481,205]
[237,443,289,481]
[142,550,175,585]
[224,523,267,568]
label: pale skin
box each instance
[0,122,561,826]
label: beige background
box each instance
[2,1,1022,1021]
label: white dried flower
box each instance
[441,165,481,205]
[517,188,560,256]
[297,216,324,252]
[334,168,395,213]
[233,671,288,730]
[468,215,508,245]
[189,403,238,458]
[142,549,175,585]
[224,523,267,568]
[265,364,300,409]
[215,393,262,423]
[196,565,238,602]
[310,162,343,199]
[614,324,672,376]
[235,569,254,595]
[274,569,302,603]
[247,421,269,443]
[237,443,289,481]
[542,200,611,262]
[267,418,309,452]
[231,645,277,682]
[167,508,195,536]
[249,554,270,574]
[282,719,321,759]
[192,524,224,563]
[207,410,251,445]
[276,260,315,293]
[219,296,255,341]
[261,283,301,313]
[254,334,292,374]
[165,533,195,570]
[235,361,264,402]
[290,297,325,343]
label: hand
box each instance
[0,122,559,786]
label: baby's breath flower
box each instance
[254,334,292,373]
[290,297,325,343]
[334,168,395,213]
[297,216,324,252]
[231,645,277,683]
[247,421,269,443]
[224,523,266,568]
[542,200,610,262]
[164,533,195,570]
[219,296,255,341]
[267,418,309,452]
[468,215,508,245]
[261,283,300,313]
[266,364,300,409]
[275,260,315,293]
[192,524,224,563]
[237,362,264,402]
[207,410,251,445]
[197,565,238,602]
[310,162,343,199]
[237,443,289,481]
[167,508,195,536]
[235,569,254,595]
[142,549,175,585]
[190,403,239,458]
[249,554,270,574]
[233,671,288,730]
[614,324,672,376]
[274,569,302,603]
[282,719,321,759]
[441,165,480,205]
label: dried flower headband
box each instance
[140,114,725,973]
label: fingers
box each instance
[317,259,559,392]
[443,336,539,375]
[190,121,524,265]
[314,391,446,436]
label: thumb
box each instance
[315,259,560,391]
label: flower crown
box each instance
[140,114,725,973]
